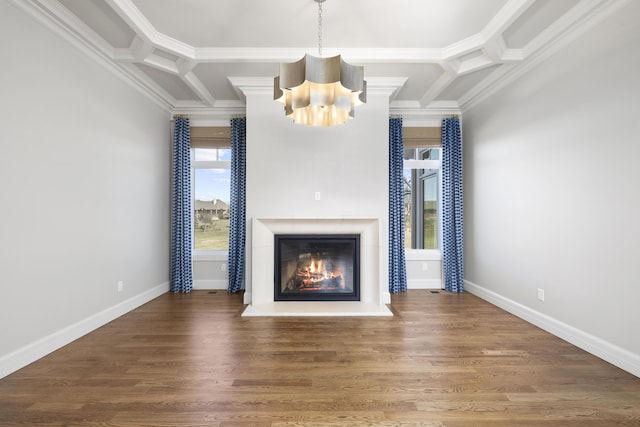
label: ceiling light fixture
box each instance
[273,0,367,127]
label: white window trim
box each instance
[405,249,442,261]
[404,153,442,255]
[193,252,228,261]
[192,150,231,261]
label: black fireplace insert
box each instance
[274,234,360,301]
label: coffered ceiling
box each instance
[13,0,630,122]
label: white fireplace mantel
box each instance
[242,217,393,317]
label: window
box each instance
[403,147,441,250]
[192,147,231,252]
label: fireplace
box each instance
[243,218,392,317]
[274,234,360,301]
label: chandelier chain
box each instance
[317,0,323,57]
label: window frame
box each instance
[191,148,231,261]
[404,149,442,258]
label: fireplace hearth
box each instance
[274,234,360,301]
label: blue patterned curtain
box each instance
[389,117,407,294]
[442,117,464,292]
[228,117,247,293]
[170,117,193,293]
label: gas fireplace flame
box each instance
[309,258,326,277]
[289,254,345,291]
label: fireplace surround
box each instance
[242,217,392,316]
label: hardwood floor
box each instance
[1,290,639,426]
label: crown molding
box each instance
[391,101,461,127]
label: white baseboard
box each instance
[408,278,442,289]
[0,281,170,380]
[193,279,227,290]
[464,279,640,378]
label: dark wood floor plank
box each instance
[1,290,639,426]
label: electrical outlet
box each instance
[221,263,226,272]
[422,263,429,271]
[117,281,124,292]
[314,191,321,201]
[537,288,544,302]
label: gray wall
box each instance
[463,2,640,370]
[0,2,171,374]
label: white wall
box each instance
[463,2,640,375]
[0,2,171,377]
[241,87,391,303]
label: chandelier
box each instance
[273,0,367,127]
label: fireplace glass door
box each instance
[274,234,360,301]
